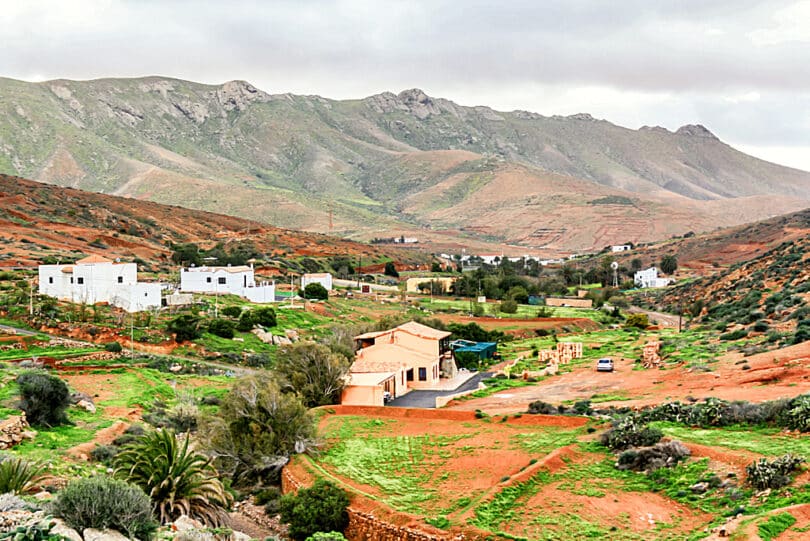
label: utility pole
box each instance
[130,313,135,360]
[28,278,34,316]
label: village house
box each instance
[341,321,458,406]
[634,267,670,288]
[179,264,276,303]
[38,255,161,313]
[611,244,632,252]
[300,272,333,291]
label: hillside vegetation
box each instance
[0,174,424,271]
[0,77,808,252]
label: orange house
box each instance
[341,321,457,406]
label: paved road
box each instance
[0,323,38,336]
[387,372,491,409]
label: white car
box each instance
[596,358,614,372]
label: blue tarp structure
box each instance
[450,339,497,359]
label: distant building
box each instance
[180,264,275,303]
[405,276,457,293]
[611,245,632,252]
[301,272,333,291]
[38,255,161,313]
[634,267,670,288]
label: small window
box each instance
[144,292,148,297]
[48,277,53,284]
[118,276,123,283]
[218,277,226,285]
[206,277,212,283]
[77,277,84,285]
[70,277,74,284]
[418,367,427,381]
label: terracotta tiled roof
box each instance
[76,255,113,264]
[395,321,451,340]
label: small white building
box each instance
[38,255,161,312]
[611,245,632,252]
[180,265,276,303]
[301,272,333,291]
[634,267,670,289]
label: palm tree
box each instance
[114,429,232,526]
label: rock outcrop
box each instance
[0,413,36,450]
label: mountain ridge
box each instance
[0,75,807,253]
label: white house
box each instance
[634,267,670,288]
[179,265,276,303]
[38,255,161,312]
[611,245,632,253]
[301,272,333,291]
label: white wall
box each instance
[242,283,276,303]
[111,283,162,312]
[180,267,254,295]
[301,273,333,291]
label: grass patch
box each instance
[758,512,797,541]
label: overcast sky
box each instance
[3,0,810,171]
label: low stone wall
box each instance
[0,414,35,450]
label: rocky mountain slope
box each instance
[0,174,422,271]
[0,76,808,252]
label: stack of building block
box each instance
[539,349,559,366]
[556,342,583,364]
[642,341,661,368]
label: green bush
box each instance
[16,371,71,427]
[166,315,203,343]
[720,328,748,341]
[305,533,347,541]
[279,480,350,541]
[303,283,329,301]
[600,417,662,451]
[50,477,157,540]
[221,306,243,318]
[624,313,649,329]
[0,518,62,541]
[255,487,282,515]
[104,341,123,353]
[0,456,46,495]
[746,454,805,490]
[208,319,236,339]
[89,445,119,466]
[236,311,255,332]
[252,307,277,328]
[784,395,810,432]
[498,299,518,314]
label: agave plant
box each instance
[0,455,47,495]
[114,429,232,526]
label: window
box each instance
[117,276,123,283]
[70,277,74,284]
[77,277,84,285]
[418,367,427,381]
[48,277,53,284]
[206,277,212,283]
[218,277,226,285]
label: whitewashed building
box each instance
[301,272,333,291]
[38,255,161,312]
[179,265,275,303]
[634,267,670,288]
[611,245,632,252]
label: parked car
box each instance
[383,391,393,403]
[596,358,614,372]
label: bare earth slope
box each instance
[0,174,419,268]
[0,77,808,252]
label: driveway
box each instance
[387,372,491,408]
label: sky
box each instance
[2,0,810,171]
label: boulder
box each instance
[83,528,131,541]
[77,399,97,414]
[231,531,251,541]
[173,515,204,532]
[51,519,83,541]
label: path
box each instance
[387,372,490,408]
[627,306,682,329]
